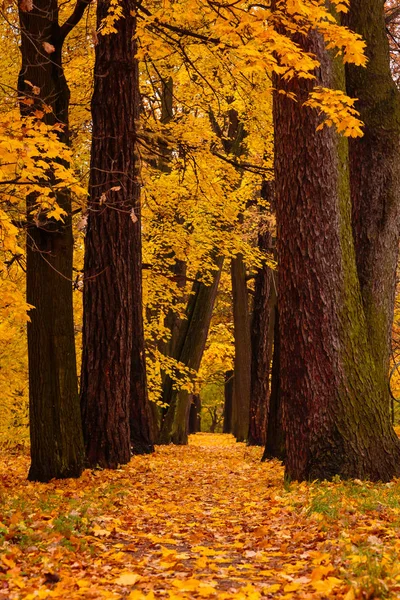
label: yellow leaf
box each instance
[2,556,16,569]
[344,588,356,600]
[92,523,111,537]
[310,564,334,581]
[264,584,281,594]
[47,204,67,221]
[283,582,302,592]
[128,592,154,600]
[311,577,342,593]
[114,572,141,585]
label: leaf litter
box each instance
[2,434,400,598]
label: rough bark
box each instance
[248,208,275,446]
[18,0,87,482]
[275,28,400,481]
[223,370,234,434]
[345,1,400,380]
[80,0,153,468]
[159,255,223,444]
[231,254,251,442]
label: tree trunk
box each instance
[345,0,400,382]
[159,267,199,423]
[159,255,223,444]
[231,254,251,442]
[248,206,275,446]
[19,0,87,482]
[159,258,187,390]
[262,306,285,461]
[223,370,234,434]
[188,394,201,434]
[210,409,219,433]
[80,0,153,468]
[148,400,161,444]
[274,28,400,481]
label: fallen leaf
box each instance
[114,572,141,585]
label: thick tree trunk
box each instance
[80,0,153,468]
[19,0,86,482]
[248,211,275,446]
[159,255,223,444]
[345,1,400,381]
[223,370,234,434]
[275,29,400,481]
[231,254,251,442]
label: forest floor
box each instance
[1,434,400,599]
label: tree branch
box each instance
[59,0,92,44]
[210,147,273,175]
[386,5,400,25]
[136,2,225,45]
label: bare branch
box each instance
[386,5,400,24]
[136,2,225,45]
[59,0,92,43]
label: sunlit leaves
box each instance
[0,0,369,425]
[99,0,124,35]
[304,87,364,137]
[0,111,85,252]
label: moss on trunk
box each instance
[274,26,400,482]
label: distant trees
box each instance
[159,257,223,444]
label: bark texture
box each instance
[345,0,400,379]
[262,306,285,461]
[19,0,87,482]
[275,29,400,481]
[80,0,153,468]
[248,204,276,446]
[231,254,251,442]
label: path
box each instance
[1,434,400,598]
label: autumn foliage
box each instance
[2,0,400,596]
[2,435,400,599]
[0,0,369,444]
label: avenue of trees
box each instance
[1,0,400,482]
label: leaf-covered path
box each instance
[2,434,400,599]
